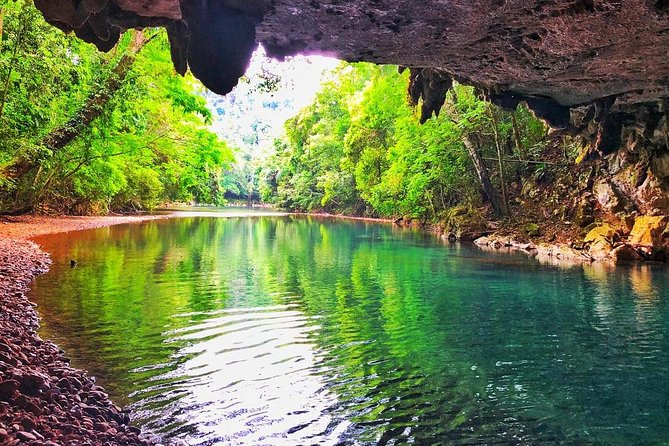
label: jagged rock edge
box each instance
[34,1,669,155]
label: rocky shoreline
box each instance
[389,209,669,266]
[461,215,669,266]
[0,215,167,446]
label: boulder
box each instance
[610,245,643,264]
[584,223,619,260]
[536,243,592,263]
[593,181,624,213]
[584,224,618,243]
[509,239,536,251]
[473,236,490,246]
[629,215,669,247]
[589,240,613,260]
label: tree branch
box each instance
[2,30,152,180]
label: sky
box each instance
[205,46,340,156]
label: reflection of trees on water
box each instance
[31,217,669,444]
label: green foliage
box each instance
[0,1,550,218]
[0,2,236,214]
[260,62,549,221]
[0,2,100,138]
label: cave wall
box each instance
[258,1,669,106]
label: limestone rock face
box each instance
[634,172,669,215]
[33,2,669,118]
[629,216,669,247]
[34,0,258,94]
[112,0,181,20]
[259,1,669,106]
[593,181,624,214]
[590,142,669,218]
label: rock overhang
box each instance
[33,0,669,152]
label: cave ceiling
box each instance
[34,0,669,152]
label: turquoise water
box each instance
[30,215,669,445]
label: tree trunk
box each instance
[2,31,150,180]
[447,88,506,217]
[488,106,509,215]
[0,8,5,48]
[462,134,505,217]
[510,112,526,159]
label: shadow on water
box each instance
[29,215,669,445]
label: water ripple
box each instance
[128,306,344,445]
[28,216,669,445]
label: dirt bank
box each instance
[0,215,168,240]
[0,215,166,445]
[295,212,394,224]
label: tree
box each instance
[0,2,236,214]
[261,62,549,222]
[3,30,152,184]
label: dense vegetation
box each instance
[257,64,552,225]
[1,2,564,223]
[0,1,236,214]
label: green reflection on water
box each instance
[30,216,669,445]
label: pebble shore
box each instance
[0,215,167,446]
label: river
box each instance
[29,212,669,445]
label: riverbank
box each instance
[0,214,169,240]
[295,212,395,223]
[447,216,667,266]
[0,215,166,445]
[296,208,667,266]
